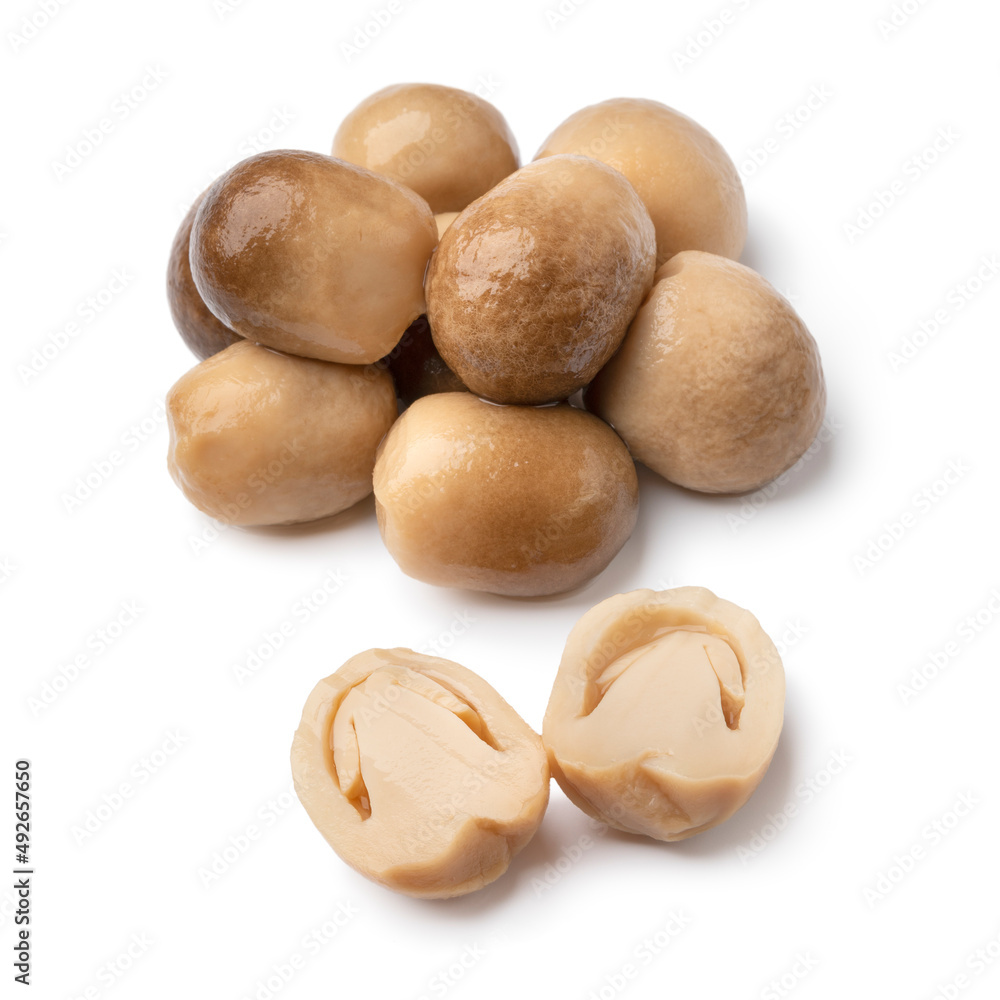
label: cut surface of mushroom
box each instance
[543,587,785,841]
[291,648,549,898]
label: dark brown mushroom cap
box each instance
[425,155,656,406]
[190,149,437,365]
[166,191,242,361]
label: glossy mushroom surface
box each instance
[166,191,242,360]
[167,340,397,525]
[373,392,639,597]
[333,83,520,213]
[536,97,746,266]
[426,155,656,405]
[190,149,437,365]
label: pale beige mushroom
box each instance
[543,587,785,841]
[426,155,656,405]
[586,251,826,495]
[535,97,747,266]
[333,83,520,213]
[190,149,436,365]
[373,392,639,597]
[166,340,396,526]
[434,211,459,240]
[291,647,550,898]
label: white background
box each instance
[3,0,1000,997]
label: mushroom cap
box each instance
[373,392,639,597]
[426,155,656,405]
[166,340,397,525]
[586,251,826,495]
[190,149,437,365]
[166,191,242,361]
[536,97,747,266]
[333,83,520,213]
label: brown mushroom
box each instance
[536,98,747,266]
[166,192,242,361]
[167,340,397,525]
[332,83,520,213]
[426,155,656,405]
[190,150,437,365]
[382,315,466,408]
[373,392,639,597]
[586,252,826,495]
